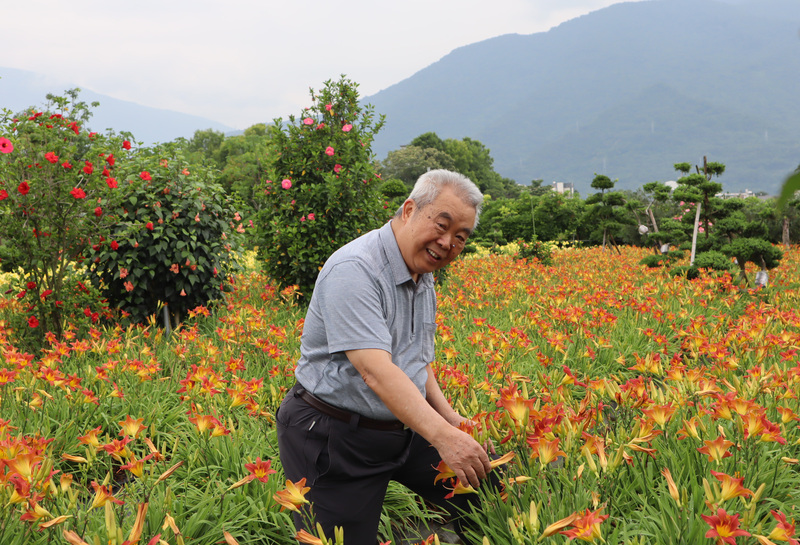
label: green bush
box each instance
[516,239,554,266]
[0,91,129,345]
[254,76,388,299]
[87,145,245,325]
[693,250,734,271]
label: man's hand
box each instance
[432,426,492,488]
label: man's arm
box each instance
[345,348,491,488]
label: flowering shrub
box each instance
[86,145,245,325]
[0,92,130,345]
[254,77,388,298]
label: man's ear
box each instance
[401,198,415,222]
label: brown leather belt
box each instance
[294,385,405,431]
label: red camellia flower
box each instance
[110,240,119,250]
[70,187,87,199]
[0,190,8,200]
[122,140,132,150]
[140,171,152,181]
[45,151,59,164]
[28,316,39,328]
[94,207,103,217]
[107,154,115,167]
[62,161,73,169]
[83,161,94,175]
[146,222,154,231]
[0,137,14,153]
[27,281,36,290]
[106,177,118,189]
[68,121,80,135]
[18,181,30,195]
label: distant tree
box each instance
[528,179,551,197]
[410,132,446,152]
[379,145,455,187]
[583,174,629,252]
[186,128,225,165]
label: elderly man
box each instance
[277,169,492,545]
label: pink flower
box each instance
[45,151,59,163]
[333,164,342,174]
[70,187,87,199]
[325,103,332,112]
[300,215,306,222]
[303,118,314,125]
[342,124,352,132]
[325,147,335,156]
[307,213,315,221]
[281,179,292,190]
[0,137,13,153]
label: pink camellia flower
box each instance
[281,179,292,190]
[45,151,59,164]
[308,213,315,221]
[333,164,342,174]
[325,147,335,156]
[0,137,13,153]
[70,187,87,199]
[18,181,30,195]
[300,216,306,222]
[303,118,314,125]
[140,171,152,181]
[325,103,332,112]
[342,124,352,132]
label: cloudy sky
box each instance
[4,0,646,130]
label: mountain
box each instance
[0,67,236,145]
[364,0,800,194]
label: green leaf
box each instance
[776,170,800,210]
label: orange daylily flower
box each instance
[698,436,735,463]
[120,453,155,478]
[662,467,682,506]
[701,508,751,544]
[273,478,311,512]
[118,415,146,439]
[245,457,277,483]
[559,508,609,542]
[63,529,90,545]
[89,481,124,510]
[765,509,800,544]
[710,471,753,502]
[541,513,580,538]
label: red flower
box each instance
[28,316,39,328]
[70,187,87,199]
[61,161,73,169]
[146,222,154,231]
[0,137,13,153]
[26,281,36,290]
[41,289,52,299]
[110,240,119,250]
[45,151,59,164]
[107,154,115,167]
[701,508,750,545]
[83,161,94,175]
[122,140,132,150]
[0,190,7,201]
[106,177,118,189]
[140,171,152,181]
[67,121,80,135]
[94,207,103,217]
[18,181,30,195]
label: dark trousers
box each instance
[276,386,492,545]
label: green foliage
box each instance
[692,250,734,271]
[0,90,130,344]
[87,145,245,325]
[380,145,455,187]
[721,237,783,284]
[254,76,388,299]
[516,239,554,266]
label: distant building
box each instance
[716,189,756,199]
[551,182,575,195]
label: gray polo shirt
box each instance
[295,220,437,421]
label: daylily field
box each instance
[2,245,800,545]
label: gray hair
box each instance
[394,169,483,229]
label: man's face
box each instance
[394,187,476,281]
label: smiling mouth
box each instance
[426,248,442,260]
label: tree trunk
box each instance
[783,216,790,248]
[690,202,702,266]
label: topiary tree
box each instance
[583,174,629,252]
[86,144,246,325]
[254,76,387,299]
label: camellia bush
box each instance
[86,144,246,325]
[0,91,131,345]
[254,76,389,299]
